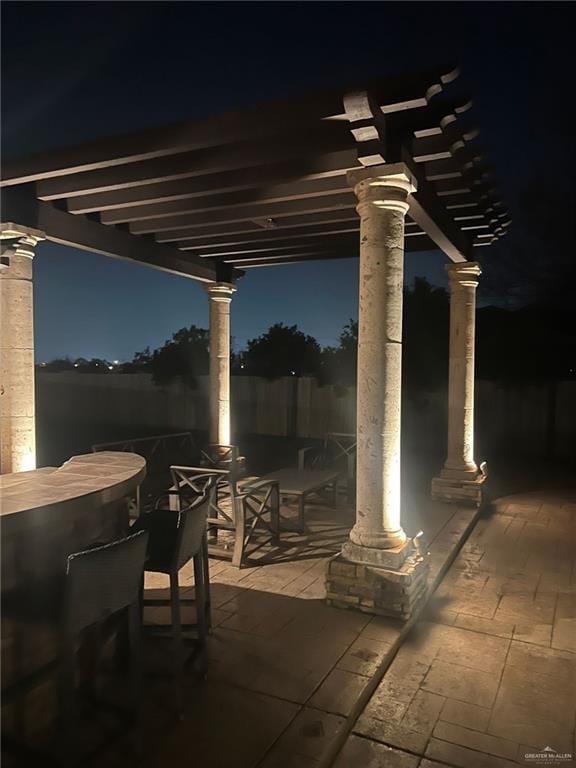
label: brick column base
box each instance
[431,464,487,507]
[325,547,430,620]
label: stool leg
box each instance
[58,632,76,767]
[169,571,184,716]
[128,602,143,756]
[193,555,208,676]
[113,612,129,675]
[270,486,280,542]
[202,535,212,632]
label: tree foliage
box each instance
[38,276,573,388]
[402,277,449,392]
[240,323,321,380]
[320,320,358,387]
[148,326,209,388]
[478,153,575,308]
[120,347,152,373]
[321,279,450,391]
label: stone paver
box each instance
[421,659,501,707]
[440,698,492,732]
[308,668,367,716]
[342,489,576,767]
[149,680,300,768]
[263,707,345,766]
[333,734,419,768]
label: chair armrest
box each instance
[238,478,279,497]
[170,464,229,477]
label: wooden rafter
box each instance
[0,64,508,276]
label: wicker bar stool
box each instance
[132,476,216,714]
[2,529,149,767]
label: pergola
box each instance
[0,64,508,617]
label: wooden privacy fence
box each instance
[37,373,576,458]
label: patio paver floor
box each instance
[80,487,576,768]
[335,489,576,768]
[136,492,463,768]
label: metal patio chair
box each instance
[298,432,357,501]
[199,443,246,475]
[170,465,280,567]
[231,479,281,565]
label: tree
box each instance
[402,277,449,393]
[322,278,450,391]
[37,357,75,372]
[320,320,358,386]
[478,150,575,308]
[121,347,152,373]
[242,323,321,379]
[148,325,209,387]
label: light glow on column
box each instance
[17,451,36,473]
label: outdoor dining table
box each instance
[251,467,339,531]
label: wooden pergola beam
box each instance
[101,175,352,225]
[408,174,471,263]
[131,194,357,235]
[34,132,351,201]
[65,150,359,214]
[1,65,457,188]
[179,221,420,257]
[228,231,436,268]
[1,187,221,282]
[176,221,363,250]
[156,211,362,243]
[0,65,508,272]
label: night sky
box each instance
[1,2,571,362]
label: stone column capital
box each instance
[347,163,417,216]
[1,227,44,274]
[1,223,44,252]
[446,261,482,289]
[204,282,237,303]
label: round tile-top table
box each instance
[1,449,146,590]
[0,450,146,519]
[1,451,146,723]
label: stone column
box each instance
[0,232,43,474]
[326,164,429,620]
[432,262,486,505]
[205,283,236,447]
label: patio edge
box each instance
[316,500,485,768]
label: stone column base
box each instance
[325,542,429,620]
[431,470,487,506]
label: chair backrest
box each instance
[200,445,246,483]
[173,481,216,571]
[170,467,223,501]
[64,530,149,635]
[238,480,280,523]
[200,444,238,469]
[299,434,357,475]
[324,433,356,480]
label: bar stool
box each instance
[132,476,216,714]
[2,529,149,766]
